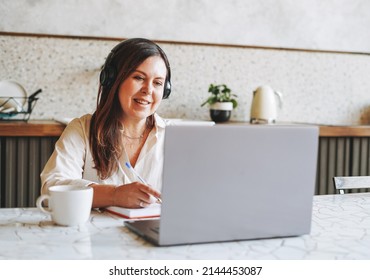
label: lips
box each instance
[134,98,151,105]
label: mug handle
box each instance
[36,195,52,214]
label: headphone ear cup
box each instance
[100,65,116,87]
[163,80,171,99]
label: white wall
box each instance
[1,0,370,53]
[1,35,370,125]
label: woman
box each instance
[41,38,171,209]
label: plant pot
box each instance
[209,102,233,123]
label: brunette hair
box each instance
[90,38,171,179]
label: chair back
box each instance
[333,176,370,194]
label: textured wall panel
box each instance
[317,137,370,195]
[0,137,58,208]
[1,136,369,207]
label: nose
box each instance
[141,81,154,95]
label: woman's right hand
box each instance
[113,182,161,208]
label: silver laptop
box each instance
[125,124,319,246]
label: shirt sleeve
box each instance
[40,117,96,194]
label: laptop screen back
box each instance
[158,125,319,246]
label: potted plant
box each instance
[201,83,238,123]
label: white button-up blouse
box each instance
[40,113,166,195]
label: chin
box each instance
[131,111,154,121]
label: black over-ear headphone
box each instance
[99,39,172,99]
[99,45,118,89]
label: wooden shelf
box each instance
[1,120,370,137]
[224,121,370,137]
[319,125,370,137]
[0,120,66,137]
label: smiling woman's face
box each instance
[118,55,167,122]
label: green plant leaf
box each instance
[202,83,238,108]
[231,99,238,109]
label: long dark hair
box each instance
[90,38,171,179]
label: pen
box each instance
[125,162,162,204]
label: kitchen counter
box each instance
[0,120,65,136]
[0,193,369,260]
[229,122,370,137]
[1,120,370,137]
[318,125,370,137]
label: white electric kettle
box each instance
[250,85,283,124]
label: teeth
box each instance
[135,99,150,105]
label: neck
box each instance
[121,118,148,138]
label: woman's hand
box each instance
[113,182,161,208]
[91,182,161,209]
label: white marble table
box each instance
[0,193,369,260]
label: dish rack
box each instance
[0,89,42,121]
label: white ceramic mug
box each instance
[36,185,93,226]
